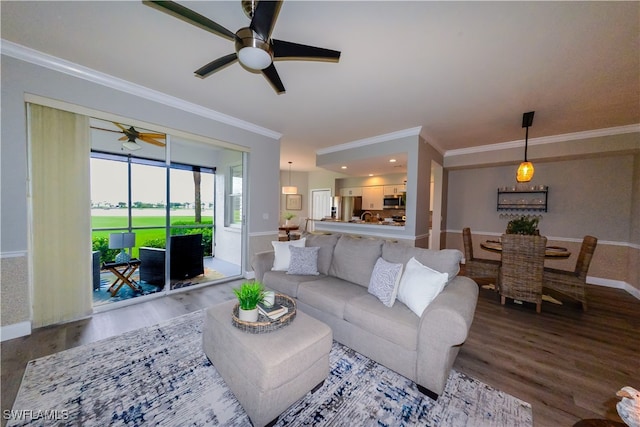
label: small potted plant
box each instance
[284,212,296,226]
[233,281,265,322]
[506,215,540,235]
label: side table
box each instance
[102,259,142,297]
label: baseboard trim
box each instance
[588,276,640,300]
[1,321,31,342]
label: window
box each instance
[227,164,243,227]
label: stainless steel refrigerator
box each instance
[333,196,362,221]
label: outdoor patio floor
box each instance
[93,257,241,306]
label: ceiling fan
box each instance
[91,122,166,151]
[144,0,341,93]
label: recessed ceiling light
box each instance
[341,166,347,169]
[368,174,374,177]
[389,158,396,163]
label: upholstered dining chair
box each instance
[462,227,501,282]
[543,235,597,311]
[498,233,547,313]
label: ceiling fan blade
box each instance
[139,136,166,147]
[118,136,128,141]
[262,63,285,94]
[272,39,341,61]
[113,122,127,132]
[195,53,238,78]
[139,133,166,139]
[144,1,236,41]
[250,0,282,41]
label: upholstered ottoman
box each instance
[202,299,332,427]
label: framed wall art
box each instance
[286,194,302,210]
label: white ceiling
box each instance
[2,1,638,176]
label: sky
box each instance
[90,158,214,205]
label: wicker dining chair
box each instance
[498,233,547,313]
[462,227,501,282]
[543,235,597,311]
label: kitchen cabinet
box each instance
[362,186,384,210]
[383,184,406,195]
[340,187,362,197]
[497,186,548,212]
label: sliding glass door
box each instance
[90,118,244,308]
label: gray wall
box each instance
[446,149,640,293]
[1,55,280,330]
[446,154,634,241]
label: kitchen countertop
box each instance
[314,219,407,238]
[319,219,405,226]
[313,219,432,245]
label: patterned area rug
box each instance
[9,311,533,427]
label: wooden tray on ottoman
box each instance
[232,294,296,334]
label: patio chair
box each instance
[498,233,547,313]
[543,235,597,311]
[139,234,205,285]
[92,250,101,291]
[462,227,501,282]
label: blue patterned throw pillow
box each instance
[368,257,404,307]
[287,246,320,275]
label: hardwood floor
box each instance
[2,278,639,426]
[456,278,640,426]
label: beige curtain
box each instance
[28,104,92,327]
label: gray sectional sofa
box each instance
[252,232,479,399]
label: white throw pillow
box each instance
[271,238,306,271]
[368,257,404,307]
[397,257,449,317]
[287,246,320,275]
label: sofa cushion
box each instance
[397,257,448,317]
[262,270,325,298]
[344,293,419,351]
[271,238,306,271]
[329,235,383,288]
[382,241,462,282]
[368,257,403,307]
[296,276,368,319]
[287,246,320,275]
[303,233,341,275]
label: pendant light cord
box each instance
[524,126,529,162]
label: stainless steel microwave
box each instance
[383,195,405,209]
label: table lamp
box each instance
[109,232,136,263]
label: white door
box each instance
[310,189,332,232]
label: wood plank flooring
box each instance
[2,278,639,426]
[456,278,640,426]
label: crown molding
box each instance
[1,40,282,141]
[317,127,422,155]
[444,124,640,158]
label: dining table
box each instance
[480,239,572,258]
[278,224,299,240]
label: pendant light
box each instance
[516,111,535,183]
[282,161,298,194]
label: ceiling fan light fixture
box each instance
[238,46,272,70]
[236,28,272,70]
[122,140,142,151]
